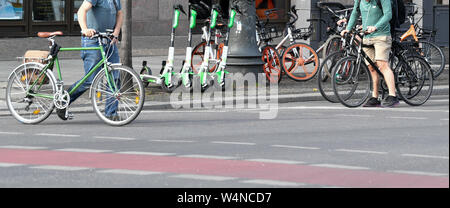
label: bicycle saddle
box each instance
[37,31,63,38]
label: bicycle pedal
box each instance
[66,111,74,120]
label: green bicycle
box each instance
[6,30,145,126]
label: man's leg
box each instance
[377,60,396,97]
[104,44,121,117]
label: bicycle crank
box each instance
[54,91,70,110]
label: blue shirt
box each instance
[86,0,121,32]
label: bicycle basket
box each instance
[260,26,284,41]
[21,50,51,84]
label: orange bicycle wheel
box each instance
[191,41,223,74]
[261,45,283,83]
[281,43,319,81]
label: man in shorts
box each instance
[341,0,400,107]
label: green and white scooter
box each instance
[140,4,186,93]
[195,4,221,92]
[212,4,239,91]
[179,3,199,92]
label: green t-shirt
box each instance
[346,0,393,38]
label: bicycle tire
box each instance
[261,45,283,84]
[91,65,145,126]
[6,63,56,124]
[322,35,343,58]
[418,40,445,78]
[281,43,320,82]
[395,55,434,106]
[317,51,345,103]
[332,56,372,108]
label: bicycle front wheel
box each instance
[6,63,56,124]
[332,56,372,108]
[322,35,343,58]
[281,43,319,81]
[396,55,434,106]
[317,51,346,103]
[91,65,145,126]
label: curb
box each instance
[0,85,448,117]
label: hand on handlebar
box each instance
[82,29,96,37]
[366,26,377,34]
[340,29,349,37]
[337,18,347,26]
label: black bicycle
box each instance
[331,28,434,108]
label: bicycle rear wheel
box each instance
[281,43,320,81]
[317,51,345,103]
[418,41,445,78]
[91,65,145,126]
[261,45,283,83]
[396,55,434,106]
[6,63,56,124]
[191,41,223,74]
[322,35,343,58]
[332,56,372,108]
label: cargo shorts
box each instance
[362,35,392,65]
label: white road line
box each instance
[272,145,320,150]
[97,169,163,175]
[335,149,388,155]
[211,141,256,146]
[245,159,305,165]
[240,179,304,187]
[401,154,449,160]
[283,106,449,113]
[0,145,47,150]
[0,132,24,135]
[311,164,370,170]
[93,136,136,141]
[178,155,237,160]
[390,170,448,177]
[388,117,428,120]
[335,114,374,118]
[441,118,449,121]
[428,99,449,103]
[30,165,90,171]
[170,174,236,181]
[54,148,112,153]
[0,163,25,167]
[35,133,81,138]
[149,139,195,143]
[117,151,176,156]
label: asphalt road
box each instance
[0,96,448,188]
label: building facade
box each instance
[0,0,448,46]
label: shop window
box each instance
[0,0,24,20]
[32,0,66,22]
[73,0,83,21]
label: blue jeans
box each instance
[68,37,120,116]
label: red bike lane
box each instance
[0,147,448,188]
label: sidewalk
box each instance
[0,53,448,116]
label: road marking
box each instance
[0,145,47,150]
[335,114,374,118]
[0,132,24,135]
[93,136,136,141]
[272,145,320,150]
[388,117,428,120]
[428,99,449,103]
[390,170,448,177]
[311,164,370,170]
[178,155,237,160]
[149,139,195,143]
[335,149,388,155]
[29,165,90,171]
[117,151,176,156]
[170,174,236,181]
[35,133,81,138]
[55,148,112,153]
[240,179,304,187]
[283,106,449,113]
[211,141,256,146]
[402,154,449,160]
[441,118,449,121]
[0,162,25,167]
[245,159,305,165]
[97,169,163,175]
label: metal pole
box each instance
[226,0,264,76]
[119,0,132,68]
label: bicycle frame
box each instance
[27,39,115,100]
